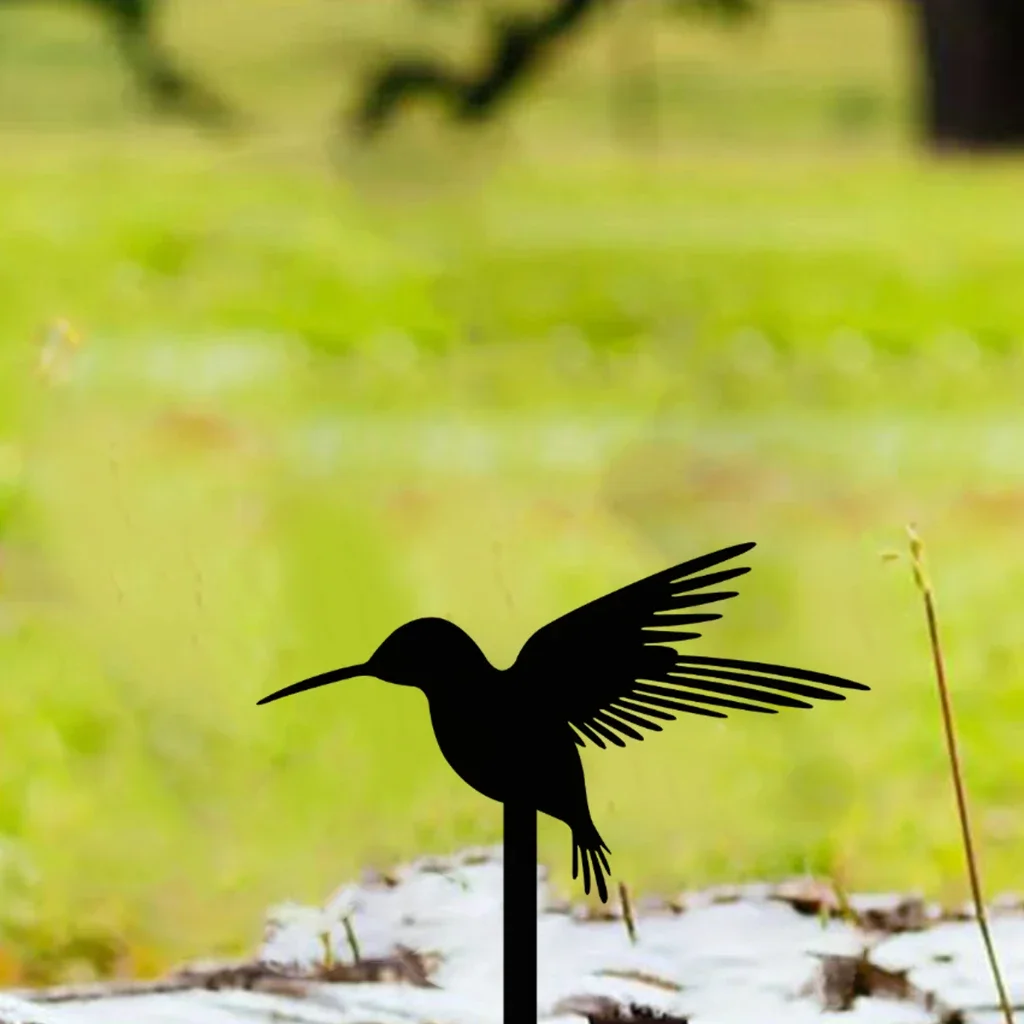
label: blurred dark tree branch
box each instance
[101,0,235,127]
[3,0,235,127]
[351,0,604,138]
[667,0,760,20]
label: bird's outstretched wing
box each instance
[509,542,868,750]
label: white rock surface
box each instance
[0,847,1018,1023]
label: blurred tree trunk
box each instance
[912,0,1024,149]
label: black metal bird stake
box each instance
[258,541,869,1021]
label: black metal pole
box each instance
[503,799,538,1022]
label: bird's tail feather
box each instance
[572,822,611,903]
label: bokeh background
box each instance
[1,0,1023,987]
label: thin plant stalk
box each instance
[618,880,638,945]
[342,916,362,965]
[906,524,1015,1024]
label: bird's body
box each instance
[430,686,601,842]
[372,622,611,883]
[258,542,867,902]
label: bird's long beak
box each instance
[256,663,369,706]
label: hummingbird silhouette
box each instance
[258,541,868,903]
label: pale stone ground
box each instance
[0,846,1021,1024]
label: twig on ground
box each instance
[10,946,438,1004]
[619,881,638,945]
[342,916,362,964]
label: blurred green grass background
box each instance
[1,0,1024,985]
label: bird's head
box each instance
[256,616,485,706]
